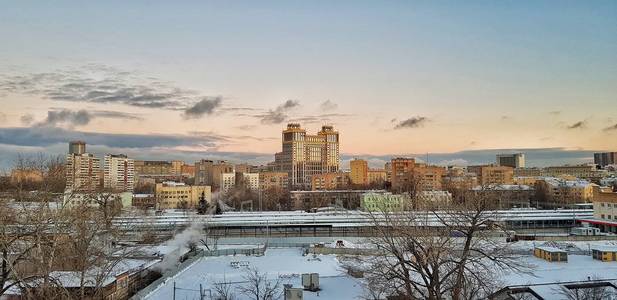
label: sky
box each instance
[0,1,616,169]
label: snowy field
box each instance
[143,248,364,300]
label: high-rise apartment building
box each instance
[236,172,260,191]
[595,152,617,167]
[350,159,368,185]
[134,160,173,176]
[103,154,135,192]
[220,172,236,194]
[390,158,416,191]
[69,140,86,155]
[195,160,235,190]
[259,172,289,190]
[496,153,525,168]
[171,160,185,175]
[275,123,340,189]
[66,150,101,192]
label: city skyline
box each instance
[1,1,616,169]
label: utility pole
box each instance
[173,281,176,300]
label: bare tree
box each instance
[362,192,531,299]
[237,267,282,300]
[213,275,236,300]
[556,284,617,300]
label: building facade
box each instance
[69,140,86,155]
[195,160,234,190]
[496,153,525,168]
[367,169,387,185]
[220,172,236,194]
[311,172,350,191]
[155,182,211,209]
[236,172,260,191]
[535,177,593,209]
[360,192,408,212]
[390,157,417,191]
[289,190,379,210]
[276,124,340,189]
[350,159,368,185]
[259,172,289,191]
[468,165,514,186]
[104,154,135,192]
[594,152,617,167]
[66,152,101,192]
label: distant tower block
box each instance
[69,140,86,155]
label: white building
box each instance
[66,152,101,192]
[104,154,135,192]
[220,172,236,194]
[239,172,260,191]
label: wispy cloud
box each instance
[184,97,222,119]
[20,114,34,125]
[549,111,561,116]
[0,64,219,113]
[38,109,91,127]
[603,123,617,132]
[567,121,586,129]
[33,109,143,127]
[394,116,429,129]
[256,100,300,124]
[319,100,338,111]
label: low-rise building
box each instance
[290,190,386,210]
[592,246,617,262]
[471,184,535,209]
[360,192,409,212]
[132,194,156,209]
[311,172,350,191]
[468,165,514,186]
[155,182,211,209]
[533,246,567,262]
[367,169,387,185]
[535,177,593,209]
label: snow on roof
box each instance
[535,246,567,253]
[143,248,364,300]
[133,194,155,198]
[591,246,617,252]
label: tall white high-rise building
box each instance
[104,154,135,192]
[66,150,101,192]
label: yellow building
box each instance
[155,182,211,209]
[10,169,44,185]
[350,159,368,185]
[535,178,593,209]
[534,246,567,262]
[513,176,538,186]
[468,165,514,186]
[367,169,387,185]
[592,247,617,262]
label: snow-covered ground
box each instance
[141,240,617,300]
[143,248,364,300]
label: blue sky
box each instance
[0,1,616,169]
